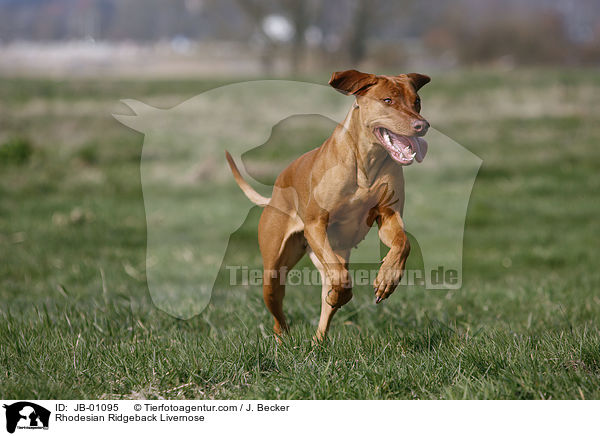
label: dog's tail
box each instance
[225,151,270,207]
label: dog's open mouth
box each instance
[374,127,428,165]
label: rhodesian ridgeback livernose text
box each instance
[226,69,431,341]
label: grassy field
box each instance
[1,69,600,399]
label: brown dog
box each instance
[226,69,430,341]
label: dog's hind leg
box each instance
[258,207,306,337]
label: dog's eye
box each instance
[382,98,393,104]
[414,97,421,111]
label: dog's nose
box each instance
[412,119,429,134]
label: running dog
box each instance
[226,69,430,340]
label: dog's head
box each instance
[329,69,431,165]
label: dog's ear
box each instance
[329,70,378,96]
[406,73,431,91]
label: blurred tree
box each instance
[439,7,573,65]
[233,0,279,73]
[347,0,370,65]
[284,0,308,74]
[345,0,415,67]
[233,0,328,74]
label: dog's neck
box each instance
[337,102,392,187]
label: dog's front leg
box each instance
[374,210,411,304]
[304,216,353,308]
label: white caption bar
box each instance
[0,400,595,436]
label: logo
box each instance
[3,402,50,434]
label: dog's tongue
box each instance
[408,137,428,163]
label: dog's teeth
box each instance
[410,152,416,159]
[383,131,391,145]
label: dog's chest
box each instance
[312,163,404,249]
[327,183,400,250]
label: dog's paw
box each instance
[373,265,403,304]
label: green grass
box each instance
[1,69,600,399]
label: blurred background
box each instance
[1,0,600,399]
[1,0,599,77]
